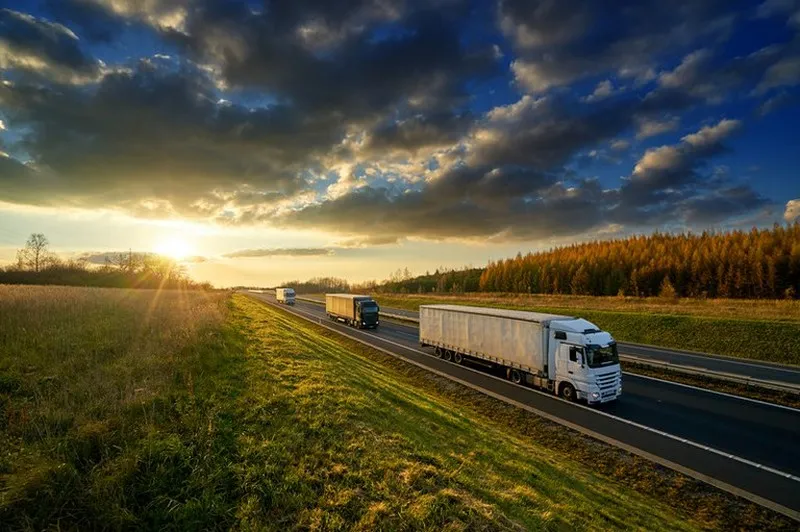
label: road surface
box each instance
[250,292,800,519]
[299,295,800,387]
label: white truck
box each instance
[275,287,296,305]
[326,293,380,329]
[419,305,621,404]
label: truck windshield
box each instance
[586,343,619,368]
[360,303,378,312]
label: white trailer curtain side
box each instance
[419,305,573,374]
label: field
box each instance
[364,293,800,366]
[0,286,793,529]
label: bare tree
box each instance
[16,233,58,272]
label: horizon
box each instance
[1,1,799,287]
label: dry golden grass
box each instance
[372,292,800,322]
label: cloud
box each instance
[636,116,680,139]
[0,60,341,215]
[785,198,800,221]
[0,8,102,83]
[613,119,759,224]
[502,0,738,93]
[223,248,334,258]
[681,186,770,224]
[583,80,615,102]
[175,2,498,120]
[610,139,630,152]
[757,90,800,115]
[656,45,795,103]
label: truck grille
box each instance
[596,370,620,397]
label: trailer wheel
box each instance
[443,350,453,362]
[509,369,523,384]
[434,347,443,358]
[560,383,576,402]
[453,352,463,364]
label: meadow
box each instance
[364,293,800,365]
[0,285,793,529]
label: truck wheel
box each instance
[560,383,576,402]
[443,350,453,362]
[453,353,463,364]
[434,347,443,358]
[509,369,523,384]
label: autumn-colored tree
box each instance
[478,223,800,299]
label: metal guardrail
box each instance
[294,295,800,395]
[621,355,800,395]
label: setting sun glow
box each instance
[153,236,194,260]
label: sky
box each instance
[0,0,799,287]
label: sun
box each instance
[153,235,195,260]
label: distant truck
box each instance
[419,305,621,404]
[275,287,296,305]
[326,294,380,329]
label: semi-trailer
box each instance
[326,294,380,329]
[419,304,621,404]
[275,287,296,305]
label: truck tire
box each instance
[509,369,522,384]
[453,352,463,364]
[560,383,576,402]
[443,350,453,362]
[434,347,443,358]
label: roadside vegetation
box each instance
[363,225,800,299]
[1,286,794,529]
[363,293,800,366]
[0,233,211,290]
[0,285,235,528]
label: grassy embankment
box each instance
[1,286,794,529]
[362,293,800,366]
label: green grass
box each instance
[1,286,794,529]
[0,285,240,529]
[366,294,800,366]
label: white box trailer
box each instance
[420,305,621,404]
[326,294,380,329]
[275,287,296,305]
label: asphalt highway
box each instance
[249,292,800,518]
[298,295,800,386]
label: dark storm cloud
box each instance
[277,118,764,241]
[0,8,101,83]
[223,248,333,258]
[278,178,608,242]
[681,186,770,224]
[361,112,474,156]
[500,0,744,92]
[177,3,497,120]
[0,59,343,214]
[610,119,766,225]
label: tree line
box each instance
[479,224,800,299]
[1,233,212,290]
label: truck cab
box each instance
[276,287,296,305]
[551,319,622,404]
[355,299,380,328]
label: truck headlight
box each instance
[591,392,600,399]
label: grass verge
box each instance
[366,294,800,366]
[0,285,242,529]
